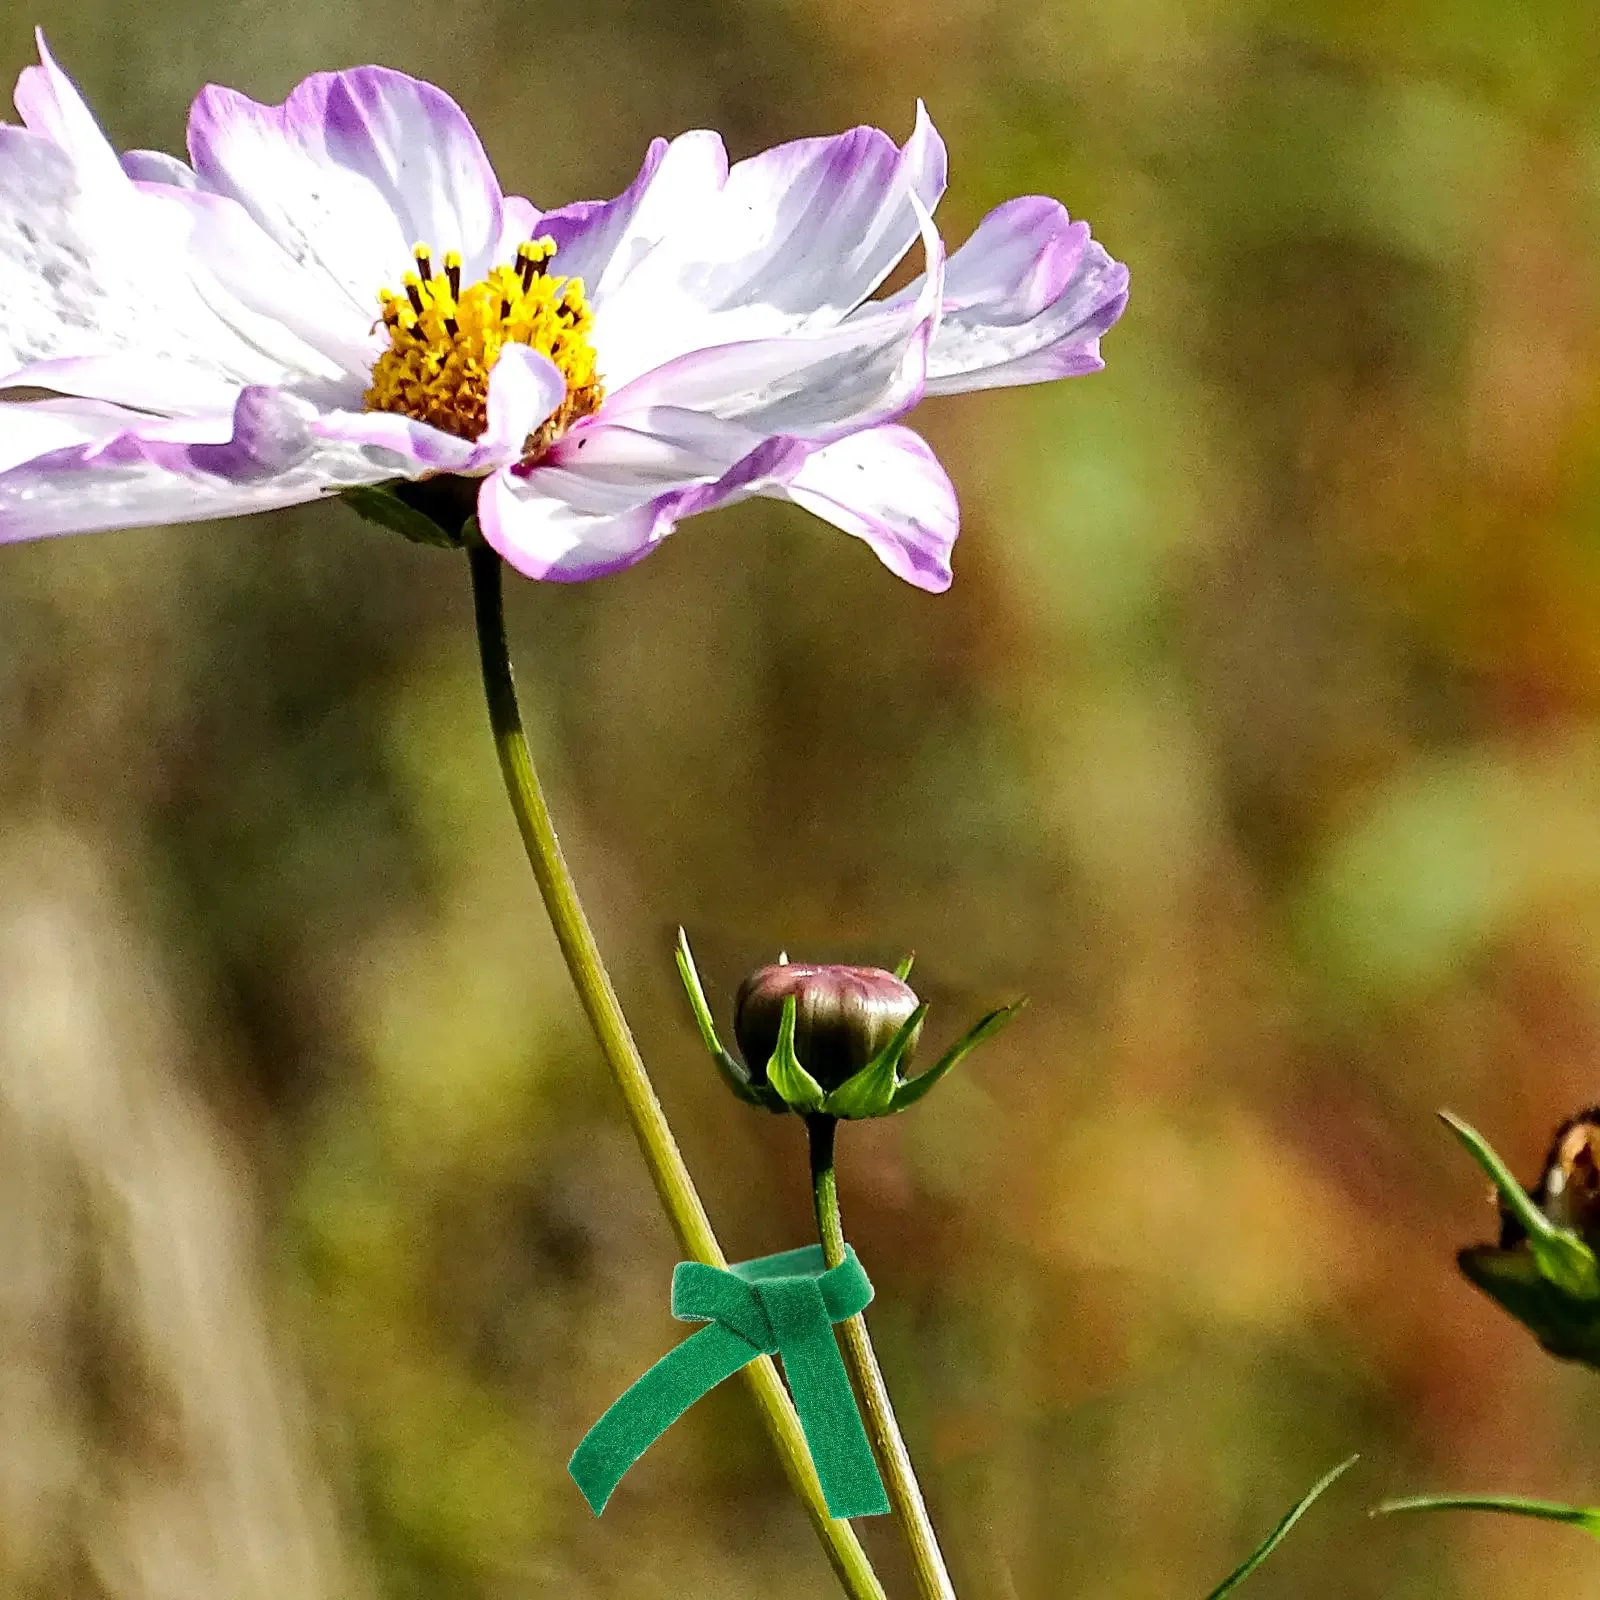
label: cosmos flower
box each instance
[0,34,1128,590]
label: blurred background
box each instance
[3,1,1600,1595]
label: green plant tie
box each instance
[570,1244,889,1520]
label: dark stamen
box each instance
[414,247,433,281]
[406,283,425,317]
[446,260,461,299]
[443,315,459,338]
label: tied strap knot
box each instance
[570,1245,888,1521]
[672,1243,874,1338]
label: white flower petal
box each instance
[13,31,124,191]
[541,130,728,306]
[602,192,944,441]
[122,148,201,188]
[0,387,404,542]
[480,344,571,457]
[0,125,330,405]
[589,108,945,384]
[495,194,542,257]
[880,197,1130,396]
[479,432,812,581]
[773,425,956,592]
[0,395,142,473]
[539,406,766,490]
[143,182,375,383]
[2,356,244,416]
[478,469,675,580]
[187,67,505,317]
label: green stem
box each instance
[808,1114,958,1600]
[468,544,886,1600]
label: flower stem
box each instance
[807,1114,958,1600]
[468,544,886,1600]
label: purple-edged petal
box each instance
[495,194,542,257]
[122,148,201,188]
[13,32,125,191]
[0,395,142,473]
[603,193,945,442]
[187,67,505,315]
[539,405,772,487]
[308,346,565,476]
[306,408,481,473]
[479,431,812,582]
[478,344,567,461]
[539,131,728,306]
[589,108,946,384]
[878,198,1129,396]
[769,425,956,592]
[1,355,244,416]
[0,387,405,542]
[477,468,677,581]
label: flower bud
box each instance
[1506,1109,1600,1250]
[734,964,923,1092]
[675,929,1019,1120]
[1448,1108,1600,1369]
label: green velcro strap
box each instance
[569,1244,888,1520]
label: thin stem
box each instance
[808,1114,958,1600]
[468,544,885,1600]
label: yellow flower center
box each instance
[364,237,604,456]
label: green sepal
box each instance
[889,998,1026,1114]
[340,483,465,549]
[823,1003,930,1119]
[1375,1493,1600,1540]
[1202,1456,1358,1600]
[1441,1111,1600,1301]
[1456,1243,1600,1366]
[893,953,916,981]
[766,994,827,1113]
[674,929,785,1112]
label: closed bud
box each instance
[734,964,922,1092]
[674,930,1019,1120]
[1448,1108,1600,1369]
[1505,1109,1600,1251]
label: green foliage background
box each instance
[2,1,1599,1595]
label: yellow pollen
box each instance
[364,237,604,456]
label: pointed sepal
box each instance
[823,1003,930,1119]
[889,998,1026,1114]
[766,994,828,1113]
[341,483,464,549]
[1442,1111,1600,1301]
[676,929,785,1111]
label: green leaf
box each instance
[766,994,826,1113]
[1440,1111,1600,1300]
[824,1003,929,1119]
[1375,1494,1600,1540]
[1202,1456,1358,1600]
[340,484,464,549]
[889,998,1026,1114]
